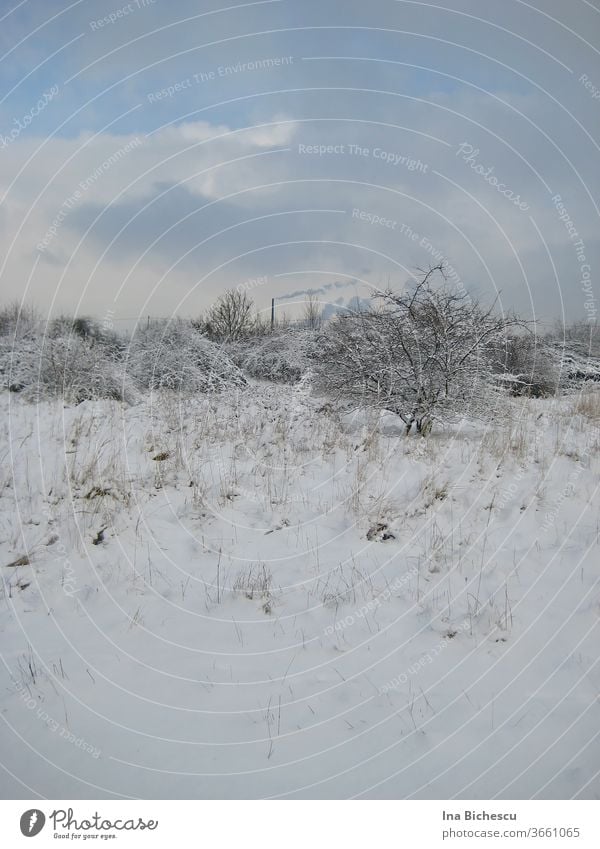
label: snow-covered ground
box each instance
[1,384,599,799]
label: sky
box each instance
[0,0,599,326]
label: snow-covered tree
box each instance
[203,290,256,342]
[301,294,324,331]
[316,265,525,433]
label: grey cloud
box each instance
[0,1,598,323]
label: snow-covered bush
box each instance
[314,266,524,433]
[125,319,246,393]
[539,322,600,389]
[549,320,600,357]
[226,329,319,384]
[1,315,246,402]
[492,334,560,397]
[48,315,123,354]
[0,334,136,403]
[0,302,40,340]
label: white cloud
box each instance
[0,77,597,325]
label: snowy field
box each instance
[1,384,599,799]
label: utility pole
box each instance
[271,297,275,330]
